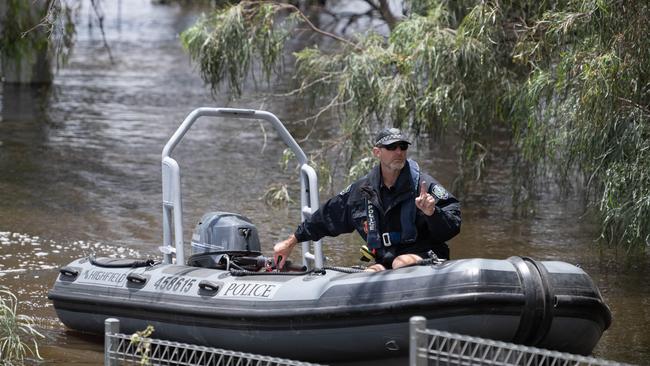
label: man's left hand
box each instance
[415,181,436,216]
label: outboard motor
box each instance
[191,212,261,256]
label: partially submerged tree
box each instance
[0,0,77,83]
[182,0,649,247]
[181,1,513,174]
[0,0,113,84]
[513,0,650,246]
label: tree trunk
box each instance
[377,0,398,31]
[0,0,53,84]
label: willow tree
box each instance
[181,1,516,181]
[513,1,650,246]
[181,0,649,247]
[0,0,112,83]
[0,0,77,83]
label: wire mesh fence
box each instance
[409,316,633,366]
[104,319,324,366]
[104,317,632,366]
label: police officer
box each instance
[273,128,461,272]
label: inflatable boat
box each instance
[48,108,611,362]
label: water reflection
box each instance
[0,1,648,365]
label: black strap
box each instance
[508,256,555,346]
[89,256,156,268]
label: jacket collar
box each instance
[366,161,413,194]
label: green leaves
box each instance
[513,0,650,246]
[180,2,294,97]
[182,0,649,247]
[130,325,155,366]
[0,0,51,70]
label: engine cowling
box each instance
[191,212,261,256]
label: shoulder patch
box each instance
[339,184,351,196]
[430,184,449,200]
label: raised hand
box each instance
[415,181,436,216]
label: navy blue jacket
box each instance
[294,161,461,260]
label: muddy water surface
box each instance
[0,1,648,365]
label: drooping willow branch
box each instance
[262,2,363,51]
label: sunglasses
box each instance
[383,142,409,151]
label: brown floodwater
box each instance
[0,1,648,365]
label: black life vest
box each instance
[366,159,420,249]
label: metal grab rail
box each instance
[104,318,324,366]
[299,164,323,269]
[409,316,633,366]
[161,108,323,269]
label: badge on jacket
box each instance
[430,184,449,200]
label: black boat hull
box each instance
[48,257,611,362]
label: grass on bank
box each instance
[0,287,43,365]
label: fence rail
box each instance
[104,318,632,366]
[409,316,633,366]
[104,319,324,366]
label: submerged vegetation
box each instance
[182,0,649,248]
[1,1,646,246]
[0,0,77,82]
[0,287,43,364]
[512,0,650,247]
[0,0,112,83]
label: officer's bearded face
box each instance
[373,146,407,172]
[387,159,406,171]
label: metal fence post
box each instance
[410,316,427,366]
[105,318,120,366]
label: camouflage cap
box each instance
[374,127,411,146]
